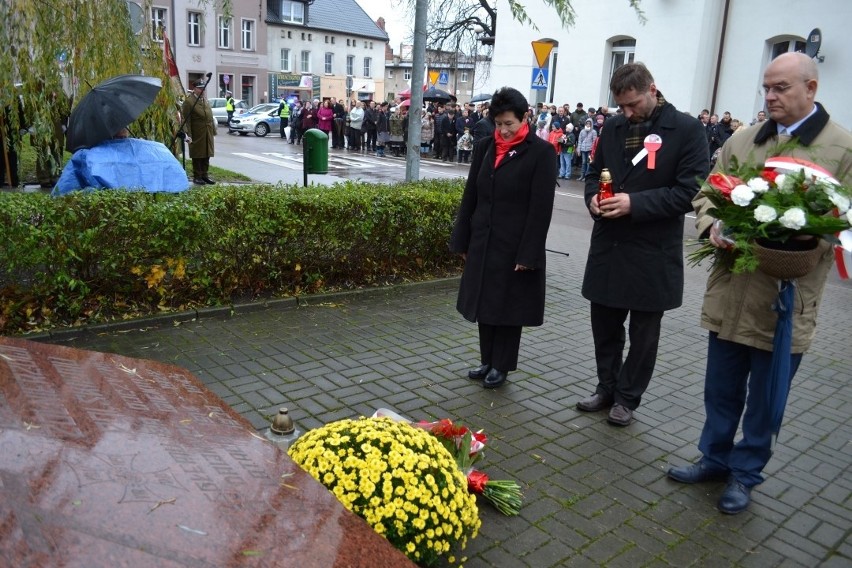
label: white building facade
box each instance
[488,0,852,128]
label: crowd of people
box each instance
[273,96,498,163]
[264,91,770,185]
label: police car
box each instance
[228,103,282,137]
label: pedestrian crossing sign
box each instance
[531,68,548,90]
[438,71,449,85]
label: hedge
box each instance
[0,180,464,335]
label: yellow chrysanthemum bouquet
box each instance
[288,417,481,566]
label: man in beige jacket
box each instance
[668,52,852,514]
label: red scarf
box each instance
[493,122,529,167]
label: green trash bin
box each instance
[303,128,328,174]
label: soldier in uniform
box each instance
[181,79,216,184]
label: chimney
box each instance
[376,17,386,31]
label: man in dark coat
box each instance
[705,113,729,159]
[450,87,557,389]
[439,106,457,162]
[578,62,709,426]
[432,105,445,159]
[180,80,216,185]
[331,97,346,149]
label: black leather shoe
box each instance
[193,178,206,185]
[718,478,751,514]
[667,461,729,484]
[576,393,613,412]
[467,364,491,380]
[202,177,216,184]
[606,403,633,426]
[482,368,508,389]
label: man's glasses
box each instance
[762,81,808,96]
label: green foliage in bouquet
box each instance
[288,417,480,566]
[689,154,851,274]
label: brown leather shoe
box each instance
[576,393,613,412]
[607,403,633,426]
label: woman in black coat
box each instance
[449,87,557,389]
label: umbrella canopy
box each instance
[66,75,162,152]
[398,87,411,99]
[422,85,453,103]
[398,99,411,108]
[470,93,491,103]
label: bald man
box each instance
[669,52,852,514]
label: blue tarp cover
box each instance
[53,138,190,196]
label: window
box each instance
[187,12,201,46]
[363,57,372,78]
[241,19,254,51]
[324,52,333,74]
[281,0,305,24]
[150,7,167,42]
[280,48,291,72]
[771,39,807,60]
[301,50,311,73]
[347,39,351,46]
[346,55,354,76]
[387,69,394,79]
[404,69,411,81]
[218,16,232,49]
[607,38,636,107]
[460,70,469,83]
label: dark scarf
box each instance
[624,91,667,153]
[752,102,830,147]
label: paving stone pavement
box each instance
[34,224,851,567]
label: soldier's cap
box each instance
[193,79,205,88]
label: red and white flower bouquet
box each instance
[415,418,524,516]
[689,155,852,277]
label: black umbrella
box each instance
[66,74,162,152]
[470,93,491,103]
[422,85,453,103]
